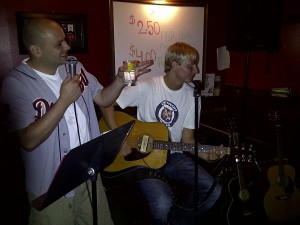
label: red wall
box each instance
[223,25,300,95]
[1,0,300,95]
[220,0,300,96]
[0,0,111,86]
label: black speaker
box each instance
[227,0,283,52]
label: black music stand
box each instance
[31,120,135,225]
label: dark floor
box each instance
[103,156,300,225]
[2,119,300,225]
[2,153,300,225]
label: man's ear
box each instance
[29,44,42,57]
[171,60,179,69]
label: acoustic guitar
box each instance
[263,110,300,222]
[99,111,230,172]
[226,144,265,225]
[223,118,263,225]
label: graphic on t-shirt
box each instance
[155,100,178,127]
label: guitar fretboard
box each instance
[153,140,215,153]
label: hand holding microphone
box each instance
[59,56,81,105]
[66,55,81,94]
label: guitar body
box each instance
[99,111,168,172]
[263,164,300,222]
[225,156,266,225]
[226,177,263,225]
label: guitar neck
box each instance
[237,161,247,191]
[269,110,288,186]
[276,124,285,178]
[152,140,224,153]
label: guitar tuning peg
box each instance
[241,154,247,162]
[249,144,253,151]
[247,154,253,162]
[234,155,240,162]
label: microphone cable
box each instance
[65,57,82,146]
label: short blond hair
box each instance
[164,42,200,73]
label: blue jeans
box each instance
[136,153,222,225]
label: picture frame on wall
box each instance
[16,12,88,55]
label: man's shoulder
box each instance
[143,75,163,85]
[136,75,159,87]
[4,63,35,81]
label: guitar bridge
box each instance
[275,195,290,200]
[243,211,252,216]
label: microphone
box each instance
[66,56,78,77]
[192,80,202,96]
[192,80,202,89]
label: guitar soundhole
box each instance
[239,189,250,202]
[124,150,150,161]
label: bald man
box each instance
[1,18,153,225]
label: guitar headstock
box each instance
[268,110,280,126]
[232,143,257,164]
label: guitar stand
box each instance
[253,158,262,172]
[212,154,232,184]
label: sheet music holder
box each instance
[31,120,135,211]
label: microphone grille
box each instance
[66,56,78,65]
[192,80,203,88]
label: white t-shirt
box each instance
[23,60,90,148]
[117,75,201,143]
